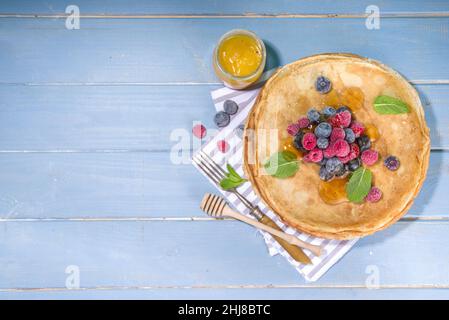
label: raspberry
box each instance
[306,148,323,163]
[350,121,365,138]
[217,140,229,153]
[338,154,352,164]
[287,123,300,136]
[298,117,310,129]
[301,132,317,151]
[323,144,336,158]
[366,187,382,203]
[361,149,379,166]
[348,143,360,160]
[330,127,345,142]
[192,124,207,139]
[330,110,351,128]
[332,139,350,157]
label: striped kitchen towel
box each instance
[192,77,358,282]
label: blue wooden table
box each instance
[1,1,449,299]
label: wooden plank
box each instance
[1,1,448,15]
[0,84,447,151]
[1,288,449,300]
[0,220,448,289]
[0,18,449,83]
[0,151,446,219]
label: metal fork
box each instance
[192,150,312,264]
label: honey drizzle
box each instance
[318,178,349,205]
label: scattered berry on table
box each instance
[319,165,334,181]
[307,108,321,123]
[234,124,245,139]
[330,127,346,142]
[365,187,382,202]
[287,123,300,136]
[317,137,329,149]
[192,124,207,139]
[384,155,400,171]
[357,135,371,152]
[298,117,310,129]
[315,122,332,138]
[347,158,361,172]
[302,132,317,151]
[325,157,344,174]
[315,76,332,94]
[332,139,350,157]
[344,128,356,143]
[223,100,239,115]
[350,121,365,138]
[322,106,336,118]
[217,140,229,153]
[361,149,379,166]
[214,111,230,128]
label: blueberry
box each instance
[307,108,321,123]
[214,111,230,128]
[319,157,328,166]
[337,106,350,114]
[314,122,332,138]
[234,124,245,139]
[335,164,347,177]
[344,128,356,143]
[347,158,361,172]
[322,106,336,118]
[317,137,329,149]
[384,156,400,171]
[293,132,307,152]
[315,76,332,94]
[357,135,371,152]
[319,165,334,181]
[223,100,239,115]
[325,157,343,174]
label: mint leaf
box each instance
[219,164,247,190]
[374,95,410,114]
[346,167,372,203]
[264,151,299,179]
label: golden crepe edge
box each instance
[243,53,430,240]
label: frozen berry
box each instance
[344,128,356,143]
[366,187,382,203]
[223,100,239,115]
[315,76,332,94]
[317,137,329,149]
[287,123,300,136]
[337,106,351,114]
[306,148,323,163]
[214,111,230,128]
[330,127,346,142]
[298,117,310,129]
[314,122,332,138]
[357,135,371,152]
[330,110,352,128]
[332,139,350,157]
[307,108,321,123]
[350,121,365,138]
[325,157,344,174]
[293,132,307,152]
[234,124,245,139]
[322,106,336,118]
[302,132,317,151]
[361,150,379,166]
[192,124,207,139]
[319,165,334,181]
[347,158,361,172]
[217,140,229,153]
[384,156,400,171]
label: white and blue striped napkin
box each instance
[192,79,358,282]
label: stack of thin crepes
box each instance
[244,54,430,239]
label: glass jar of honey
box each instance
[213,29,266,89]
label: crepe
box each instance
[243,53,430,239]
